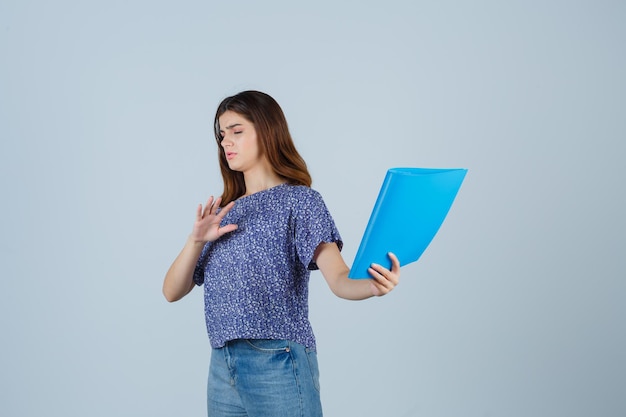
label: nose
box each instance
[221,135,233,148]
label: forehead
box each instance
[218,110,251,130]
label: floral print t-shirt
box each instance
[193,184,342,351]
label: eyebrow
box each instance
[220,123,243,132]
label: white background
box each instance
[1,1,624,416]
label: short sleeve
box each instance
[192,242,212,286]
[294,189,343,270]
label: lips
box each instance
[226,152,236,160]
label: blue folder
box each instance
[348,167,467,279]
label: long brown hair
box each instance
[213,91,312,205]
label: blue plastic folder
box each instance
[348,167,467,279]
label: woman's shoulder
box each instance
[275,184,333,217]
[279,184,324,201]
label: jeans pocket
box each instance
[243,338,290,353]
[306,349,321,392]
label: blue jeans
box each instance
[207,339,323,417]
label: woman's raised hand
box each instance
[191,196,238,244]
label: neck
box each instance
[242,166,284,196]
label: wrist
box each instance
[187,234,208,247]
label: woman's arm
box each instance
[162,196,238,302]
[314,242,400,300]
[162,236,206,302]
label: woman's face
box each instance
[218,110,264,173]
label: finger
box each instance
[214,199,235,220]
[368,265,394,287]
[203,196,215,217]
[381,253,401,286]
[371,260,400,289]
[218,223,238,237]
[212,197,224,215]
[217,200,236,217]
[196,204,203,221]
[388,252,401,272]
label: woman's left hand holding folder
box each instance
[367,252,401,296]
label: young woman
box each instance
[163,90,400,417]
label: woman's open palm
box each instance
[191,196,238,243]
